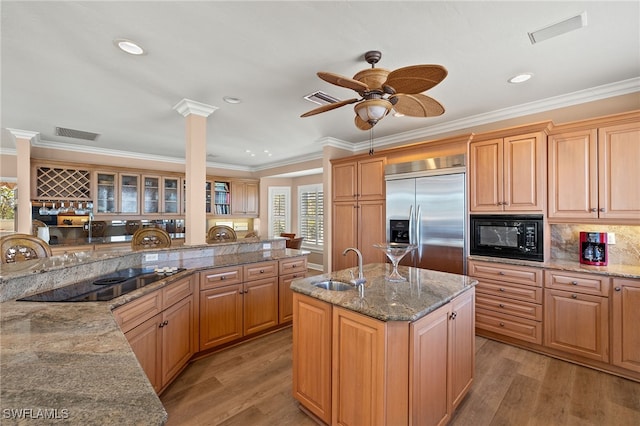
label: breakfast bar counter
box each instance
[0,239,307,425]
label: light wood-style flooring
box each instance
[161,328,640,426]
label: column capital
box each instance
[6,128,39,141]
[173,99,218,118]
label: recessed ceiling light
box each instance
[114,38,145,55]
[508,73,534,84]
[223,96,242,104]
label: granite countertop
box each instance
[0,245,308,426]
[291,263,477,322]
[467,255,640,279]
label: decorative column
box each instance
[173,99,218,246]
[7,129,38,235]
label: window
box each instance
[298,184,324,248]
[268,187,290,237]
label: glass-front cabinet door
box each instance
[214,181,230,215]
[205,181,212,213]
[143,175,160,214]
[163,177,180,214]
[120,174,139,214]
[96,172,117,214]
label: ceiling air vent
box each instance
[528,12,587,44]
[304,91,340,106]
[55,126,100,141]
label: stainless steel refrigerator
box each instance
[385,154,466,275]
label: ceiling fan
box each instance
[301,51,447,130]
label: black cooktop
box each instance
[18,267,184,302]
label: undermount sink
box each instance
[313,280,353,291]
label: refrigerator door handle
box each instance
[408,205,415,244]
[416,205,423,259]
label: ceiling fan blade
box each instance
[384,65,448,94]
[390,93,445,117]
[354,115,373,130]
[318,72,370,93]
[300,98,359,117]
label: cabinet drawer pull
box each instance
[571,281,578,285]
[498,271,505,275]
[259,269,265,273]
[499,304,505,308]
[499,288,505,292]
[499,322,505,327]
[571,294,578,299]
[220,276,226,280]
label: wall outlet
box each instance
[607,233,616,245]
[145,253,159,261]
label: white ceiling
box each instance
[1,1,639,172]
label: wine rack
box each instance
[35,167,91,200]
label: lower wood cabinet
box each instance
[278,256,308,324]
[612,278,640,373]
[544,270,609,363]
[293,288,475,426]
[114,276,197,393]
[199,261,279,351]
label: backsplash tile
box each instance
[551,224,640,266]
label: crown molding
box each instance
[173,98,218,118]
[0,147,17,156]
[354,77,640,152]
[31,138,186,164]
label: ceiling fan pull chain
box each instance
[369,128,375,156]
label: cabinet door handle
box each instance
[614,287,621,292]
[590,208,597,212]
[599,208,605,212]
[499,288,505,292]
[499,322,505,327]
[449,312,457,320]
[571,294,578,299]
[499,304,505,308]
[498,271,505,275]
[571,281,578,285]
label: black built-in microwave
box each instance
[470,215,543,261]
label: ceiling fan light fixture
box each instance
[355,99,392,124]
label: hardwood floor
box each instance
[161,328,640,426]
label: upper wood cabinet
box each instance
[230,179,259,217]
[332,156,386,202]
[548,115,640,222]
[94,171,140,215]
[469,124,549,213]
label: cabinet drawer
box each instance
[162,276,194,309]
[244,261,277,281]
[468,260,542,287]
[113,290,162,333]
[200,266,243,290]
[476,307,542,344]
[279,257,307,275]
[476,279,543,304]
[544,270,609,296]
[476,293,542,321]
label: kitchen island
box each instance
[0,238,307,425]
[290,263,477,426]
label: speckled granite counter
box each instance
[0,240,307,425]
[290,263,477,322]
[467,255,640,279]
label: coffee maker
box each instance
[579,232,608,266]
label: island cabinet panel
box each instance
[199,284,244,350]
[332,307,388,426]
[410,289,475,426]
[115,275,196,393]
[612,278,640,373]
[293,293,333,424]
[243,276,278,335]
